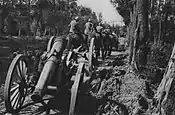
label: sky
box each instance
[77,0,124,26]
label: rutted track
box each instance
[0,48,147,115]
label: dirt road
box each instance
[0,50,147,115]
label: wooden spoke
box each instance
[10,88,19,102]
[10,84,19,92]
[17,60,27,82]
[16,65,22,80]
[12,92,20,109]
[11,90,20,110]
[15,64,26,86]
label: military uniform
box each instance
[67,19,83,50]
[84,22,93,35]
[96,25,103,33]
[93,25,103,57]
[69,20,80,34]
[84,21,93,47]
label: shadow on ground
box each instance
[9,87,104,115]
[45,87,104,115]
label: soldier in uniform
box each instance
[102,26,113,57]
[67,16,83,50]
[96,22,103,35]
[93,22,104,59]
[84,18,93,47]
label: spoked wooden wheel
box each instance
[69,62,84,115]
[4,54,30,113]
[47,36,55,52]
[88,37,95,71]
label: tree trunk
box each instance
[157,20,162,46]
[149,0,154,42]
[0,11,4,35]
[129,22,134,64]
[0,7,5,35]
[129,0,149,68]
[129,1,136,64]
[154,43,175,114]
[135,0,149,68]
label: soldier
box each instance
[111,31,119,51]
[93,22,104,59]
[104,26,111,35]
[31,36,66,102]
[84,18,93,46]
[96,22,103,34]
[69,16,81,34]
[102,26,113,57]
[67,16,84,50]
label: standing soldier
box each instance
[69,16,81,34]
[94,22,104,58]
[67,16,83,50]
[96,22,103,35]
[84,18,93,47]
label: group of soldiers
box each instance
[68,16,115,41]
[67,16,117,58]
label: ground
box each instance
[0,38,149,115]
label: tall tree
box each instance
[111,0,149,69]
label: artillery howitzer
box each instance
[3,36,97,115]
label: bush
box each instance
[141,43,173,84]
[148,43,173,68]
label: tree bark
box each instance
[0,8,4,35]
[129,1,137,64]
[0,6,8,35]
[149,0,154,42]
[129,0,149,68]
[129,12,134,64]
[135,0,149,67]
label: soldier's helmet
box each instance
[88,18,91,22]
[112,32,116,36]
[75,16,80,21]
[98,22,102,26]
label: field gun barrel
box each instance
[32,37,65,100]
[35,56,58,91]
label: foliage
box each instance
[0,0,99,36]
[148,44,172,68]
[110,0,131,25]
[110,0,175,43]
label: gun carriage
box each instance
[3,36,97,115]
